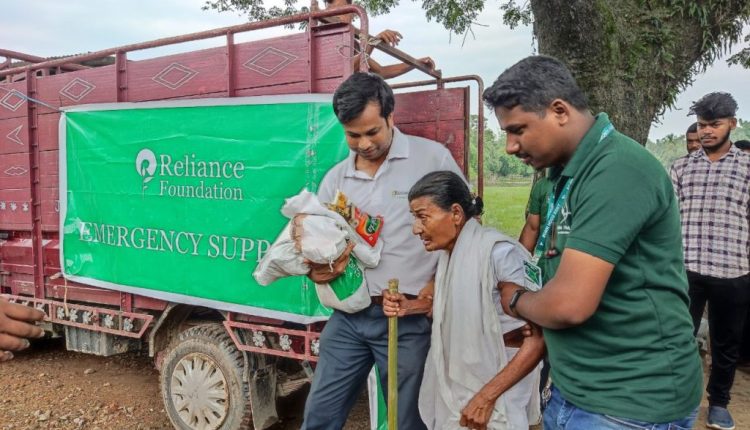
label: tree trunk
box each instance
[530,0,746,144]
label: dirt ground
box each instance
[0,338,367,430]
[0,338,748,430]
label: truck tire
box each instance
[160,324,252,430]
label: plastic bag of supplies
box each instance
[253,190,382,313]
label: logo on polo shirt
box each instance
[391,190,408,199]
[557,203,572,235]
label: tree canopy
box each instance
[204,0,750,143]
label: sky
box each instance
[2,0,748,140]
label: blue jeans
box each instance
[544,386,698,430]
[302,304,431,430]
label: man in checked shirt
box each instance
[670,92,750,430]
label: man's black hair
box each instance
[332,72,395,124]
[688,92,738,120]
[735,139,750,150]
[408,171,483,218]
[686,122,698,134]
[482,55,589,114]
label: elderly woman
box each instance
[384,170,544,430]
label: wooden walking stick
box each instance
[387,278,399,430]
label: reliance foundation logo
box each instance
[136,149,157,192]
[135,148,245,201]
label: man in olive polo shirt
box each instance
[486,55,702,429]
[519,172,556,284]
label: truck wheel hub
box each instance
[170,353,230,430]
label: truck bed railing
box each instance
[392,75,485,197]
[0,6,440,82]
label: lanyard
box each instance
[532,122,614,263]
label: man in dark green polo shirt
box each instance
[485,55,702,429]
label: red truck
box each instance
[0,7,484,430]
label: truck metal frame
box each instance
[0,7,484,429]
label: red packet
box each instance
[326,190,384,247]
[351,207,384,246]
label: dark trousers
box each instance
[302,304,431,430]
[741,308,750,363]
[687,271,750,407]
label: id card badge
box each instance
[523,260,543,291]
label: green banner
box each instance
[60,96,348,323]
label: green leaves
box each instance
[203,0,490,33]
[421,0,485,34]
[364,0,400,16]
[203,0,306,28]
[728,34,750,68]
[501,0,532,29]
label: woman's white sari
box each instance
[419,218,541,429]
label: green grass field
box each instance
[481,184,532,238]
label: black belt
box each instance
[370,293,418,306]
[503,326,526,348]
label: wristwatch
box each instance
[509,288,530,316]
